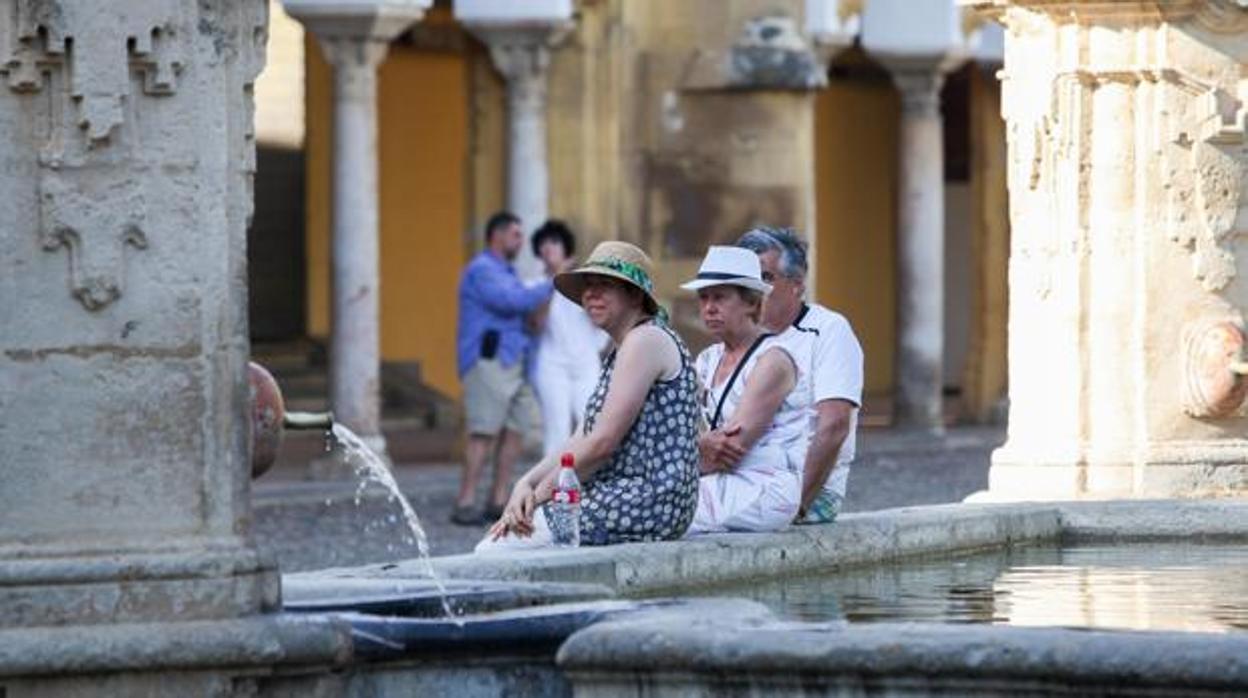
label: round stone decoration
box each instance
[1184,321,1248,419]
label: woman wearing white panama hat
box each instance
[478,241,701,551]
[682,246,806,534]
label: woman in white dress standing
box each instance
[682,246,807,534]
[530,221,610,457]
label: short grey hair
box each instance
[735,226,809,280]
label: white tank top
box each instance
[695,335,807,470]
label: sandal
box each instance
[450,504,482,526]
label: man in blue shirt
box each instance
[454,211,560,525]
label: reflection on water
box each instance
[705,543,1248,633]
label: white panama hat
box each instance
[680,245,773,295]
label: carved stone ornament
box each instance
[0,0,185,143]
[0,1,195,310]
[1175,86,1248,292]
[1182,320,1248,419]
[969,0,1248,27]
[39,171,148,311]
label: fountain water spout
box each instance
[249,361,337,478]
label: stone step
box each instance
[253,339,460,432]
[279,372,329,397]
[250,339,323,374]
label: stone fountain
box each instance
[2,1,1246,696]
[0,1,354,693]
[0,3,627,695]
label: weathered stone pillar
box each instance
[286,1,427,458]
[0,6,346,690]
[0,0,279,629]
[459,1,572,280]
[970,0,1248,498]
[863,0,976,431]
[892,68,951,430]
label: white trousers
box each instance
[474,507,555,554]
[686,446,801,535]
[534,355,599,457]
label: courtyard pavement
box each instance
[253,426,1005,573]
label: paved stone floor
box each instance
[253,426,1005,572]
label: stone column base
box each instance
[0,544,278,628]
[0,613,350,696]
[969,440,1248,502]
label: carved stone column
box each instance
[863,0,976,431]
[468,24,570,279]
[286,2,426,460]
[0,4,347,690]
[968,0,1248,499]
[0,0,279,629]
[891,67,951,431]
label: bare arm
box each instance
[798,399,854,512]
[535,326,677,487]
[717,348,796,455]
[494,325,678,538]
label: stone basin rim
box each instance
[285,499,1248,598]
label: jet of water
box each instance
[330,423,461,622]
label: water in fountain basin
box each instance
[330,423,461,622]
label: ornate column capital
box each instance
[466,22,572,83]
[890,67,947,116]
[316,34,392,71]
[283,1,426,59]
[963,0,1248,30]
[863,1,978,106]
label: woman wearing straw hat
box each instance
[682,246,805,534]
[478,241,700,550]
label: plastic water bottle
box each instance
[550,453,581,547]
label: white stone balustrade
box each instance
[456,0,573,280]
[863,0,980,431]
[285,0,430,460]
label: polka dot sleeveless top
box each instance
[568,320,700,545]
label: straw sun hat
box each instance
[554,241,661,315]
[679,245,772,295]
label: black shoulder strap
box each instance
[792,303,819,336]
[710,333,773,430]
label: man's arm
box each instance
[472,265,553,315]
[798,398,854,513]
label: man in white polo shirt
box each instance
[725,226,863,523]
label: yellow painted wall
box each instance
[305,39,469,399]
[305,35,330,340]
[814,73,900,395]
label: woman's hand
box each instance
[698,425,744,473]
[490,479,538,540]
[533,471,556,504]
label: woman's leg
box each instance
[686,472,740,535]
[686,451,801,535]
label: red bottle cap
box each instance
[561,453,574,468]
